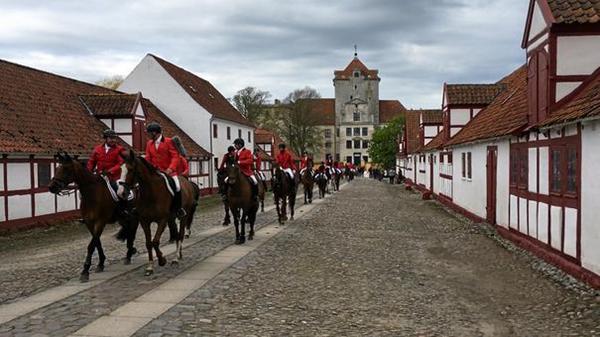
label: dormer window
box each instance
[353,112,360,121]
[353,71,360,78]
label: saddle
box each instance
[157,172,179,196]
[102,176,133,202]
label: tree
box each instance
[231,87,271,123]
[95,75,124,90]
[275,87,323,156]
[368,116,405,170]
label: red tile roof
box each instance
[419,109,443,124]
[149,54,254,127]
[80,93,139,117]
[254,128,274,144]
[300,98,335,125]
[404,110,422,154]
[538,69,600,127]
[0,59,118,155]
[334,57,379,80]
[379,100,408,123]
[254,128,300,160]
[547,0,600,24]
[446,65,528,146]
[445,83,505,106]
[141,98,211,158]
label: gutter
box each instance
[537,115,600,131]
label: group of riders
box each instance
[86,121,358,220]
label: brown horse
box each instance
[272,164,297,224]
[315,171,328,199]
[48,153,138,282]
[118,150,199,275]
[217,169,232,226]
[225,161,259,244]
[301,160,314,204]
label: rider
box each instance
[275,143,297,185]
[315,161,327,180]
[233,138,258,201]
[219,146,236,171]
[145,122,186,219]
[253,148,266,181]
[172,136,189,178]
[299,151,311,175]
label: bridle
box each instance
[49,177,77,196]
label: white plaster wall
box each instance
[8,194,31,220]
[424,126,438,138]
[100,119,111,128]
[556,82,582,101]
[496,141,510,227]
[529,2,547,40]
[564,207,577,258]
[450,109,471,125]
[0,164,4,191]
[565,124,578,137]
[113,119,132,133]
[432,152,440,195]
[581,119,600,274]
[452,144,487,218]
[119,55,212,153]
[527,33,548,53]
[0,197,4,222]
[135,103,145,117]
[57,194,76,212]
[450,127,461,137]
[550,205,562,249]
[120,135,132,146]
[539,147,549,195]
[472,108,481,117]
[557,36,600,75]
[7,163,30,190]
[510,195,518,229]
[35,192,55,216]
[538,202,549,244]
[519,197,528,234]
[529,200,538,239]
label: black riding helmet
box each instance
[227,145,235,152]
[234,138,245,147]
[146,122,162,133]
[102,129,117,138]
[279,143,286,149]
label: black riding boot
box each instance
[251,182,258,201]
[173,190,186,219]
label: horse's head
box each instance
[49,152,78,194]
[118,149,138,198]
[225,160,240,185]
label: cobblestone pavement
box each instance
[133,179,600,337]
[0,194,272,304]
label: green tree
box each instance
[231,87,271,123]
[276,87,323,156]
[368,116,405,169]
[95,75,124,90]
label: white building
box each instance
[119,54,255,190]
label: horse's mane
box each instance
[137,156,159,174]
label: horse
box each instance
[344,167,355,182]
[300,161,314,204]
[118,150,199,276]
[216,169,232,226]
[224,161,259,244]
[48,153,138,282]
[333,168,341,191]
[271,164,297,224]
[315,171,328,199]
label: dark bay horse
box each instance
[301,161,314,204]
[119,150,199,275]
[225,161,259,244]
[272,164,297,224]
[48,153,137,282]
[315,172,328,199]
[332,168,341,191]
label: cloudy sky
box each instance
[1,0,529,108]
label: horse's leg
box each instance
[274,195,282,225]
[172,216,187,265]
[233,207,242,244]
[239,209,246,244]
[153,221,168,267]
[141,221,154,276]
[80,236,95,282]
[125,218,138,265]
[167,218,178,243]
[248,206,257,240]
[222,201,231,226]
[289,193,295,221]
[281,193,287,223]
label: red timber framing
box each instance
[508,128,581,265]
[1,156,80,231]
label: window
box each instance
[336,128,340,137]
[353,128,360,136]
[38,163,51,188]
[354,140,361,149]
[247,131,251,143]
[238,129,242,138]
[346,128,352,136]
[214,157,219,170]
[346,156,352,163]
[227,127,231,140]
[324,129,332,138]
[354,71,359,78]
[346,140,352,149]
[353,112,360,122]
[510,148,519,186]
[325,141,332,149]
[549,144,578,196]
[199,160,204,174]
[213,124,218,138]
[550,147,562,193]
[567,147,577,194]
[461,153,466,178]
[362,127,368,136]
[519,149,528,189]
[350,95,353,100]
[467,152,472,179]
[362,140,369,149]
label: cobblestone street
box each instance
[0,179,599,336]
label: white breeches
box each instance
[283,168,294,179]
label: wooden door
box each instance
[486,146,498,224]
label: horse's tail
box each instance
[115,216,136,242]
[190,181,201,205]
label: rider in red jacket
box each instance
[145,122,186,219]
[233,138,257,200]
[87,129,124,181]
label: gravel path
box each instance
[134,179,600,337]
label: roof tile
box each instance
[547,0,600,24]
[379,100,407,123]
[445,84,505,106]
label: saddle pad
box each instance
[103,176,134,202]
[158,172,178,196]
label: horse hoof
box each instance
[130,247,138,255]
[184,234,190,239]
[95,265,105,273]
[290,216,294,221]
[248,235,254,241]
[158,257,167,267]
[171,260,179,266]
[80,273,89,282]
[124,258,131,265]
[144,269,154,276]
[235,239,242,245]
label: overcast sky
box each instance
[1,0,529,108]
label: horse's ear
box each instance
[55,152,64,162]
[63,152,72,162]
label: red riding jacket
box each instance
[276,150,296,170]
[236,148,254,177]
[254,154,262,171]
[145,135,179,175]
[300,156,309,169]
[177,155,189,177]
[219,153,235,171]
[87,144,125,181]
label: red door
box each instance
[486,146,498,224]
